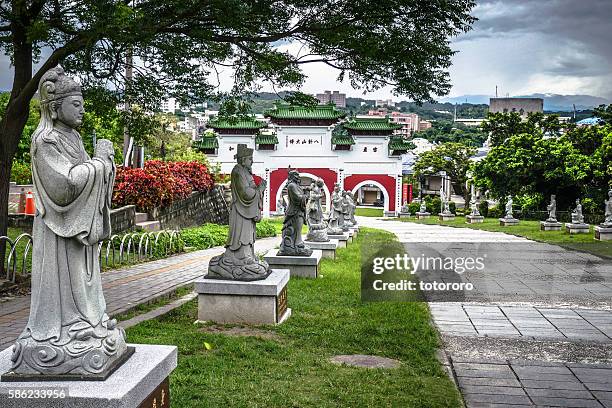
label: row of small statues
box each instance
[402,189,612,227]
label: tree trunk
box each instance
[0,159,10,275]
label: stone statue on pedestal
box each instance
[207,144,270,281]
[603,190,612,227]
[341,191,354,227]
[326,183,344,234]
[305,179,329,242]
[9,66,128,378]
[345,191,357,225]
[440,187,451,214]
[278,169,313,256]
[469,184,480,216]
[505,195,514,219]
[571,198,585,224]
[546,195,558,222]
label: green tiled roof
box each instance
[265,104,346,120]
[388,137,415,150]
[207,116,267,130]
[331,134,355,145]
[255,133,279,144]
[193,136,219,150]
[343,117,403,131]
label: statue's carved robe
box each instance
[25,129,115,343]
[227,164,262,251]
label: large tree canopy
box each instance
[414,142,476,197]
[0,0,477,240]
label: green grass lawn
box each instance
[355,207,383,217]
[398,217,612,258]
[125,228,461,408]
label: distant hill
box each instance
[439,93,611,112]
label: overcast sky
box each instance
[2,0,611,100]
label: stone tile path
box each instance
[0,237,278,352]
[358,216,612,408]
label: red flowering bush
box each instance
[112,160,214,211]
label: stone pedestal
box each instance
[383,211,396,217]
[304,240,338,259]
[0,344,177,408]
[415,212,430,219]
[264,250,322,279]
[565,223,590,234]
[540,221,562,231]
[438,213,455,221]
[465,215,484,224]
[328,233,349,248]
[398,212,411,219]
[349,227,358,238]
[595,226,612,241]
[499,217,519,226]
[346,229,355,244]
[195,269,291,325]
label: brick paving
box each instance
[0,237,278,351]
[359,217,612,408]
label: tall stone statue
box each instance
[603,189,612,227]
[326,183,344,234]
[344,190,357,225]
[341,191,354,227]
[9,67,128,378]
[207,144,270,281]
[278,169,313,256]
[505,195,514,219]
[547,194,558,222]
[469,184,480,216]
[571,198,584,224]
[305,179,329,242]
[440,187,451,214]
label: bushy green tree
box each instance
[420,120,487,146]
[594,104,612,124]
[414,142,476,196]
[474,125,611,210]
[482,112,565,146]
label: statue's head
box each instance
[608,189,612,198]
[39,66,84,130]
[316,179,324,188]
[334,183,340,192]
[288,169,300,184]
[235,144,254,169]
[576,198,580,204]
[551,194,556,200]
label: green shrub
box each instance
[11,161,31,184]
[478,200,489,217]
[256,220,277,238]
[408,202,420,214]
[429,197,441,214]
[181,224,228,249]
[488,205,502,218]
[449,201,456,213]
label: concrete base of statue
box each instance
[399,212,411,219]
[499,217,519,226]
[540,220,562,231]
[327,233,349,248]
[195,269,291,325]
[595,226,612,241]
[465,215,484,224]
[439,213,455,221]
[0,344,177,408]
[565,223,590,234]
[263,250,322,279]
[304,239,338,259]
[349,226,358,238]
[383,211,396,217]
[416,212,430,219]
[345,229,355,244]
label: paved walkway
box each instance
[0,237,278,352]
[359,216,612,408]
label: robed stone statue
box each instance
[603,190,612,227]
[571,198,585,224]
[8,67,128,378]
[546,195,558,222]
[207,144,270,281]
[305,179,329,242]
[278,169,313,256]
[326,183,344,234]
